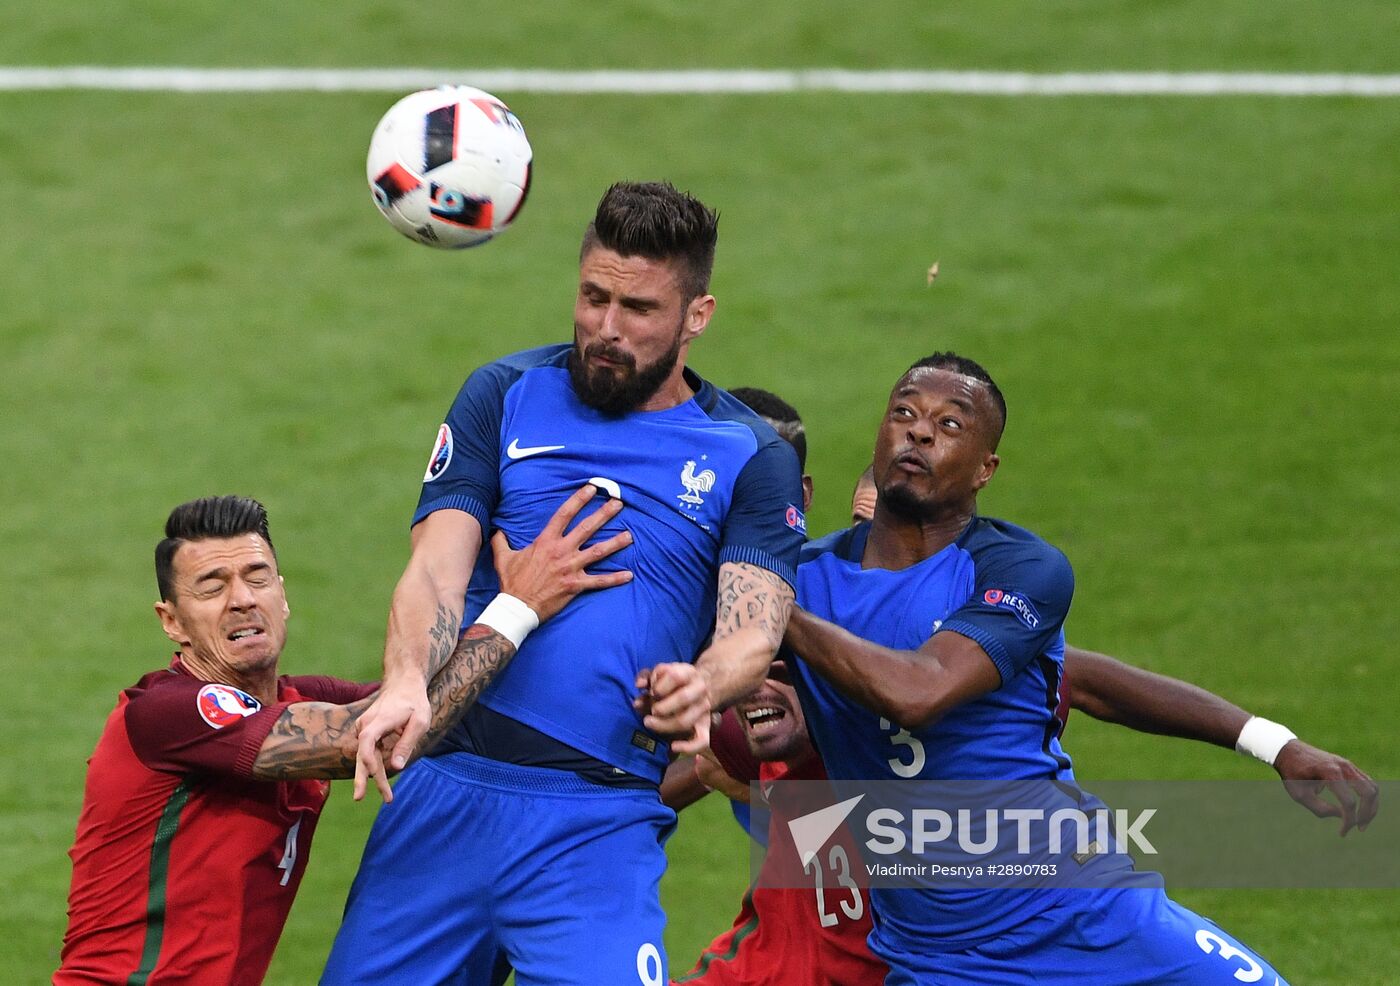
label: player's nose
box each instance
[907,415,935,444]
[226,577,259,610]
[598,302,625,341]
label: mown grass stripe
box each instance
[0,67,1397,95]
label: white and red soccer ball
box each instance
[366,86,533,249]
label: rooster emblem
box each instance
[677,459,717,507]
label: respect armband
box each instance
[474,593,540,650]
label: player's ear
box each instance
[974,453,1000,490]
[154,600,189,646]
[683,293,715,341]
[801,475,814,513]
[279,575,290,620]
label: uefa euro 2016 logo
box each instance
[196,683,261,730]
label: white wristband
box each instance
[474,593,539,650]
[1235,716,1297,766]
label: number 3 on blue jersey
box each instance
[880,717,927,778]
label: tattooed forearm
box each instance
[713,561,794,650]
[424,601,463,679]
[418,624,518,752]
[250,624,518,782]
[252,699,373,780]
[693,562,797,711]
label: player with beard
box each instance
[323,182,805,985]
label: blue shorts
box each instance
[321,752,677,986]
[877,887,1288,985]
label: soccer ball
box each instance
[366,86,533,249]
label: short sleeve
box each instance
[282,675,378,705]
[124,679,285,779]
[938,540,1074,685]
[718,438,806,587]
[413,361,512,532]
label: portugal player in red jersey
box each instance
[56,490,631,985]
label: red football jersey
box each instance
[674,750,882,986]
[56,657,375,986]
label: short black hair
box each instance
[156,495,275,601]
[904,351,1007,449]
[730,386,807,471]
[580,181,719,300]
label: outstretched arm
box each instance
[1065,646,1247,746]
[1066,646,1379,835]
[638,562,794,756]
[252,624,519,783]
[254,486,633,798]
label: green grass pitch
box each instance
[2,3,1397,982]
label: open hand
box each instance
[1275,739,1379,836]
[352,679,427,802]
[492,485,633,622]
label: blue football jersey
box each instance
[791,517,1140,945]
[794,518,1075,784]
[414,344,805,781]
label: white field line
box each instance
[1,67,1398,96]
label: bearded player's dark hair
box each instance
[156,495,275,601]
[730,386,807,471]
[580,181,719,301]
[905,351,1008,450]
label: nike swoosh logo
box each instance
[506,438,566,460]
